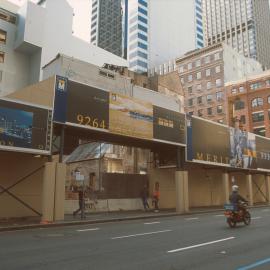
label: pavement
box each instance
[1,207,270,270]
[0,204,268,232]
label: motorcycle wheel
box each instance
[243,212,251,225]
[227,218,236,228]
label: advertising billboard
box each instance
[53,76,186,146]
[153,106,185,145]
[187,116,270,171]
[187,116,230,166]
[0,98,52,154]
[66,80,109,131]
[109,92,153,140]
[256,136,270,171]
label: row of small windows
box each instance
[188,93,224,106]
[129,42,148,51]
[234,96,270,110]
[182,71,222,84]
[138,0,148,8]
[130,24,148,34]
[231,79,270,94]
[189,106,223,117]
[129,50,148,60]
[130,32,148,42]
[130,60,148,69]
[178,53,221,72]
[0,9,16,24]
[138,7,147,16]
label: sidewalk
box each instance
[0,204,268,232]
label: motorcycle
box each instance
[224,202,251,228]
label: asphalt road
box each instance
[1,208,270,270]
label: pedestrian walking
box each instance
[73,187,85,218]
[141,185,150,211]
[152,182,160,212]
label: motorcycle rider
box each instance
[229,185,248,214]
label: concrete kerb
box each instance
[0,204,268,232]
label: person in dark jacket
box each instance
[73,187,85,218]
[229,185,248,213]
[141,185,150,211]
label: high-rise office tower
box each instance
[202,0,270,69]
[91,0,128,58]
[128,0,149,73]
[128,0,204,74]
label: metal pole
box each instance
[176,147,184,171]
[81,178,85,219]
[59,125,65,163]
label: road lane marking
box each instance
[185,217,199,221]
[237,257,270,270]
[111,229,172,240]
[77,228,100,232]
[251,217,262,220]
[167,237,235,253]
[144,222,160,225]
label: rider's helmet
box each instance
[232,185,239,192]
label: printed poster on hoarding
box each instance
[256,136,270,171]
[109,93,153,140]
[229,127,257,169]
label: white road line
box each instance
[167,237,235,253]
[111,229,172,240]
[185,217,199,221]
[215,215,224,217]
[251,217,262,220]
[144,221,161,225]
[77,228,100,232]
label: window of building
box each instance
[188,74,193,82]
[188,63,193,70]
[138,7,148,16]
[139,0,148,8]
[207,94,213,102]
[251,97,263,107]
[188,86,193,94]
[197,84,202,91]
[137,60,148,68]
[240,115,246,124]
[188,111,194,116]
[268,96,270,104]
[138,15,147,24]
[0,10,16,24]
[214,52,220,60]
[231,88,237,94]
[216,91,223,101]
[239,86,245,92]
[197,96,203,104]
[216,78,222,87]
[196,72,201,79]
[205,55,210,64]
[188,98,194,107]
[250,82,262,90]
[207,81,212,90]
[252,112,264,122]
[138,42,147,50]
[0,52,4,63]
[253,127,266,137]
[215,65,220,73]
[138,24,147,33]
[0,29,7,44]
[138,33,148,42]
[196,59,201,67]
[207,107,213,115]
[265,79,270,86]
[180,77,184,84]
[217,105,223,113]
[0,70,2,82]
[198,109,203,117]
[235,100,245,110]
[206,69,211,76]
[179,66,184,73]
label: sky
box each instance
[6,0,91,42]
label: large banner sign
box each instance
[109,93,153,139]
[187,116,270,171]
[153,106,185,144]
[0,99,52,154]
[187,116,230,166]
[53,76,186,146]
[256,136,270,171]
